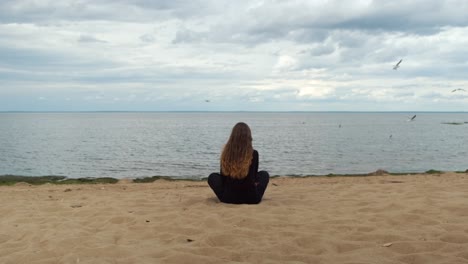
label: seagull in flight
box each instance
[451,88,466,92]
[393,59,403,70]
[205,99,210,103]
[407,115,416,122]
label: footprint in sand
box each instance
[0,234,11,244]
[457,251,468,260]
[108,216,135,225]
[387,241,446,254]
[440,233,468,244]
[398,253,450,264]
[333,242,361,253]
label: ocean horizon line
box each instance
[1,110,467,113]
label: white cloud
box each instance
[274,55,298,72]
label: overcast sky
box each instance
[1,0,468,111]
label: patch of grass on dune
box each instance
[275,169,453,178]
[324,173,388,177]
[0,175,66,186]
[269,175,282,178]
[133,176,204,183]
[388,170,443,175]
[133,176,178,183]
[425,169,442,174]
[56,177,118,184]
[0,175,118,186]
[133,176,172,183]
[325,173,365,177]
[388,172,420,175]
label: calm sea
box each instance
[0,112,467,179]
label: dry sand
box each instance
[1,172,468,264]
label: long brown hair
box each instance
[221,122,253,179]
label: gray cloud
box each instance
[172,28,205,44]
[336,1,468,32]
[0,0,217,23]
[1,0,468,111]
[139,33,155,43]
[166,1,468,46]
[78,34,107,43]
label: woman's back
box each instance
[208,123,269,204]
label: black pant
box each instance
[208,171,269,204]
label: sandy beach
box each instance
[1,172,468,264]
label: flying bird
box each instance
[451,88,466,92]
[393,59,403,70]
[407,115,416,121]
[205,99,210,103]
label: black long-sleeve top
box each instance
[220,150,260,204]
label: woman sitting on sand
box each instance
[208,122,269,204]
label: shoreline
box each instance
[1,169,467,186]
